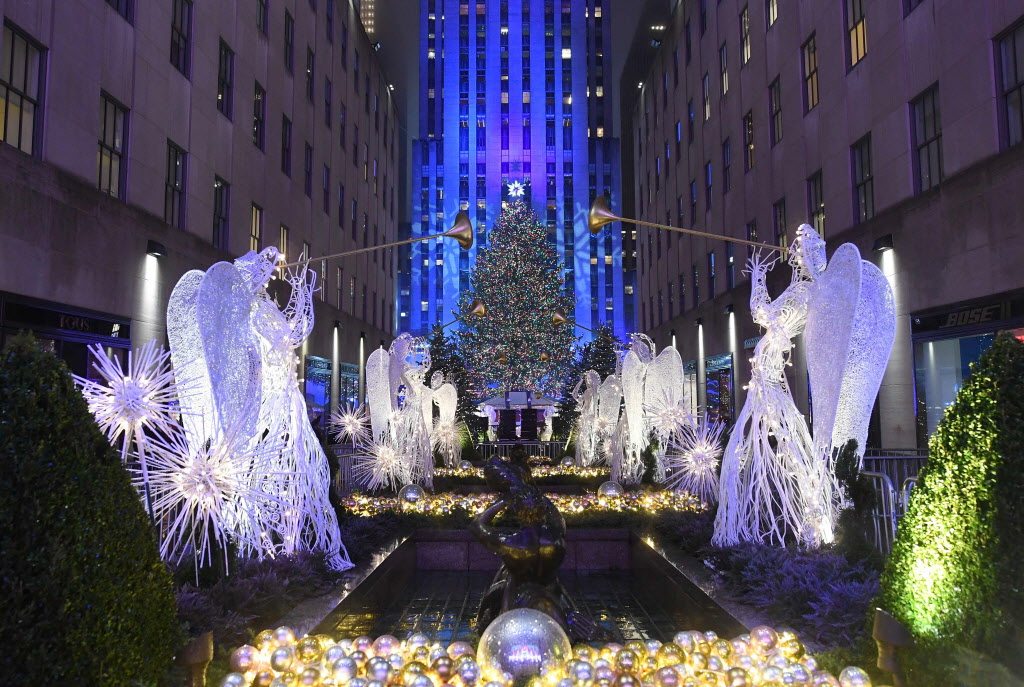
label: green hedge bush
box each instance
[876,333,1024,683]
[0,334,180,685]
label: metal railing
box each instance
[860,449,928,554]
[479,441,566,460]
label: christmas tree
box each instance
[459,200,576,396]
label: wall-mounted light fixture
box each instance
[146,240,167,258]
[872,234,895,253]
[723,304,734,315]
[695,317,703,326]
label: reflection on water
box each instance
[319,570,677,644]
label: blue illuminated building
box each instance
[398,0,633,340]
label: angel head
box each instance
[788,224,827,280]
[234,246,281,293]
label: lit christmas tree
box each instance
[458,200,576,396]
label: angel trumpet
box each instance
[587,195,788,254]
[279,212,474,269]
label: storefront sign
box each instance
[912,295,1024,335]
[3,299,130,340]
[743,336,763,349]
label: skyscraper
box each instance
[398,0,631,340]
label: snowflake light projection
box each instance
[142,419,289,570]
[353,437,409,492]
[665,415,725,505]
[74,340,183,463]
[329,402,370,447]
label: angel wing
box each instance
[643,346,689,439]
[434,383,458,424]
[621,350,649,455]
[365,347,392,442]
[805,243,895,458]
[167,269,213,447]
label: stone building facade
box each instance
[629,0,1024,448]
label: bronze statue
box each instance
[471,453,620,642]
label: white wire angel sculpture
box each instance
[713,227,824,548]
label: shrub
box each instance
[876,333,1024,682]
[0,333,180,685]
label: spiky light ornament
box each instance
[665,415,725,504]
[353,436,409,492]
[432,418,468,467]
[142,420,288,570]
[458,200,576,395]
[329,402,370,447]
[73,340,183,463]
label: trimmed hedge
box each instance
[876,333,1024,682]
[0,334,180,684]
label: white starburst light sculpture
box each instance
[74,340,183,462]
[142,420,288,570]
[353,437,410,492]
[330,402,370,447]
[665,415,725,504]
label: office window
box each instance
[998,20,1024,147]
[217,40,234,118]
[339,104,347,146]
[745,220,758,260]
[170,0,192,76]
[739,6,751,65]
[213,176,229,250]
[704,161,712,210]
[688,100,695,142]
[253,82,266,148]
[802,35,819,111]
[306,48,315,102]
[689,179,697,225]
[336,267,343,309]
[846,0,867,67]
[766,0,778,27]
[304,143,313,196]
[164,140,187,228]
[337,182,345,228]
[911,84,943,192]
[249,205,263,252]
[722,139,731,193]
[106,0,133,22]
[726,244,735,290]
[743,110,755,170]
[851,134,874,223]
[699,0,707,36]
[323,165,330,213]
[703,73,710,120]
[0,23,45,155]
[324,78,332,127]
[772,197,787,248]
[284,11,295,72]
[281,116,292,175]
[257,0,269,34]
[707,252,716,300]
[98,94,127,198]
[692,263,700,309]
[807,170,824,235]
[720,44,729,95]
[326,0,335,40]
[769,77,782,145]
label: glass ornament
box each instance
[368,656,394,682]
[298,666,322,686]
[725,667,750,687]
[220,674,247,687]
[275,627,298,647]
[597,481,624,498]
[325,645,347,665]
[655,666,680,687]
[271,647,297,672]
[459,460,474,470]
[256,630,277,651]
[350,678,369,687]
[296,636,324,665]
[355,636,374,652]
[574,645,596,663]
[616,649,638,672]
[458,659,481,686]
[433,656,456,681]
[476,609,572,687]
[747,627,778,655]
[230,645,259,673]
[614,674,639,687]
[391,653,406,670]
[407,632,431,649]
[449,641,475,659]
[595,666,615,682]
[368,680,387,687]
[331,656,359,683]
[561,457,574,466]
[253,669,276,687]
[373,635,400,658]
[350,650,368,666]
[837,667,871,687]
[411,674,435,687]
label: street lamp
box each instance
[588,195,789,254]
[278,212,473,269]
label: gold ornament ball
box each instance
[296,636,324,665]
[253,668,276,687]
[615,649,639,673]
[401,660,429,685]
[350,650,369,667]
[810,672,840,686]
[372,635,400,658]
[354,636,374,653]
[748,627,778,656]
[298,666,323,686]
[367,656,394,682]
[449,641,476,660]
[256,630,277,651]
[407,632,431,650]
[654,666,680,687]
[725,667,750,687]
